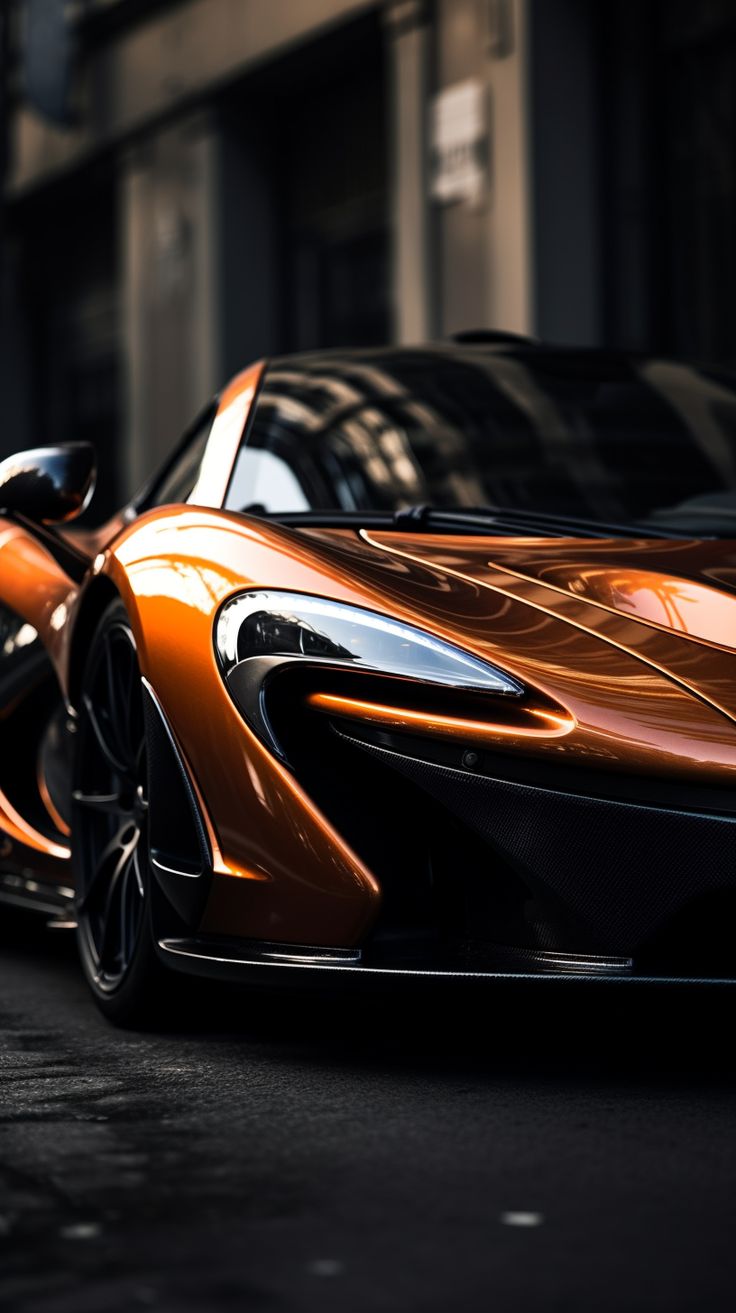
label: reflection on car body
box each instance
[0,339,736,1024]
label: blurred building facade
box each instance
[1,0,735,511]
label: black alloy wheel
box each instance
[73,600,166,1023]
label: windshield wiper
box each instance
[272,505,696,540]
[391,504,699,539]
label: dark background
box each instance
[2,7,736,1309]
[2,1,736,517]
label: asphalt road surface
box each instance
[1,914,735,1313]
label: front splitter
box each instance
[157,936,736,987]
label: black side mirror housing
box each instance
[0,444,96,524]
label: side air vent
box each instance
[141,679,212,927]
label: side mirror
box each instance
[0,444,96,524]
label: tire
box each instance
[73,599,170,1025]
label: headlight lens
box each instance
[215,591,523,695]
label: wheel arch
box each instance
[67,575,121,711]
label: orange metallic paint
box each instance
[306,692,576,742]
[101,509,383,946]
[352,531,736,770]
[0,522,80,673]
[523,564,736,651]
[2,409,736,946]
[89,509,736,946]
[0,370,263,886]
[0,781,69,861]
[189,364,265,509]
[0,520,76,868]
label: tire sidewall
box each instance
[73,598,165,1025]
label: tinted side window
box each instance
[146,407,217,509]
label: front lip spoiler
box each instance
[157,937,736,987]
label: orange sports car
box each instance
[1,338,736,1021]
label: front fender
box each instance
[98,507,383,949]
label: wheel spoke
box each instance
[76,616,149,993]
[132,845,146,899]
[119,852,144,974]
[78,824,136,914]
[73,790,128,815]
[117,860,133,968]
[82,694,133,781]
[97,857,127,970]
[105,641,134,768]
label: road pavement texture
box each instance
[0,913,735,1312]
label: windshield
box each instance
[224,346,736,534]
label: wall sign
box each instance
[430,79,488,209]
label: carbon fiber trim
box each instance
[341,732,736,955]
[156,936,736,986]
[142,680,212,928]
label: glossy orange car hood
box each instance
[270,525,736,781]
[360,532,736,645]
[426,535,736,651]
[84,509,736,946]
[348,529,736,713]
[103,508,736,821]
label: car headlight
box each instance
[215,591,525,757]
[215,591,523,693]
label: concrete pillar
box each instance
[385,0,432,343]
[421,0,533,339]
[484,0,534,336]
[434,0,488,336]
[120,114,221,497]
